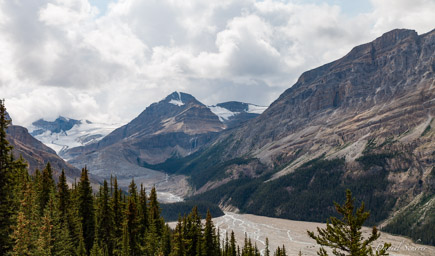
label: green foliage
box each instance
[382,194,435,245]
[356,153,394,170]
[308,189,391,256]
[77,167,95,254]
[421,119,432,137]
[161,200,224,222]
[0,99,23,254]
[190,157,395,226]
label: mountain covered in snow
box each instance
[29,116,121,156]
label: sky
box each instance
[1,0,434,126]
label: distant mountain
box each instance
[209,101,267,128]
[164,29,434,244]
[29,116,120,156]
[62,92,225,196]
[6,122,82,184]
[31,116,82,135]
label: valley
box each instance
[212,212,434,256]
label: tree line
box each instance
[0,100,390,256]
[0,100,292,256]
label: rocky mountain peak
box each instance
[32,116,81,136]
[216,101,250,112]
[163,91,201,107]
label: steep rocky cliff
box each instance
[6,124,82,183]
[177,29,434,243]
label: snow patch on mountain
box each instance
[29,121,121,156]
[247,104,268,114]
[168,91,185,106]
[208,106,237,122]
[209,103,267,122]
[169,99,184,106]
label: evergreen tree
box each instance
[45,192,75,256]
[170,217,185,256]
[264,237,270,256]
[308,189,391,256]
[202,210,218,256]
[138,184,148,240]
[57,170,70,222]
[230,231,237,256]
[77,230,88,256]
[184,206,202,256]
[9,181,37,256]
[96,180,114,255]
[38,162,55,215]
[77,167,95,255]
[121,223,130,256]
[126,179,140,255]
[111,177,124,256]
[0,99,17,254]
[161,224,172,256]
[148,186,163,236]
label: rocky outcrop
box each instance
[183,29,434,240]
[31,116,81,136]
[6,125,82,183]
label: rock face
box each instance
[65,92,226,183]
[180,29,434,242]
[221,29,433,161]
[6,125,82,183]
[31,116,82,136]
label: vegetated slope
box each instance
[173,29,435,244]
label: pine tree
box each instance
[96,180,114,255]
[111,177,124,256]
[121,223,130,256]
[230,231,237,256]
[307,189,391,256]
[170,217,185,256]
[264,237,270,256]
[148,186,163,236]
[77,230,87,256]
[160,224,172,256]
[57,170,70,222]
[184,206,202,256]
[203,210,218,256]
[77,167,95,255]
[126,179,140,255]
[45,192,75,256]
[138,184,148,240]
[38,162,55,215]
[0,99,17,254]
[9,181,37,256]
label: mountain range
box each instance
[5,115,82,184]
[10,28,434,245]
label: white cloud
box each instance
[1,0,434,127]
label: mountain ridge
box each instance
[161,28,434,244]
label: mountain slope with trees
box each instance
[167,29,435,245]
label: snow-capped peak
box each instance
[169,91,184,106]
[29,118,122,157]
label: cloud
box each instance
[1,0,434,127]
